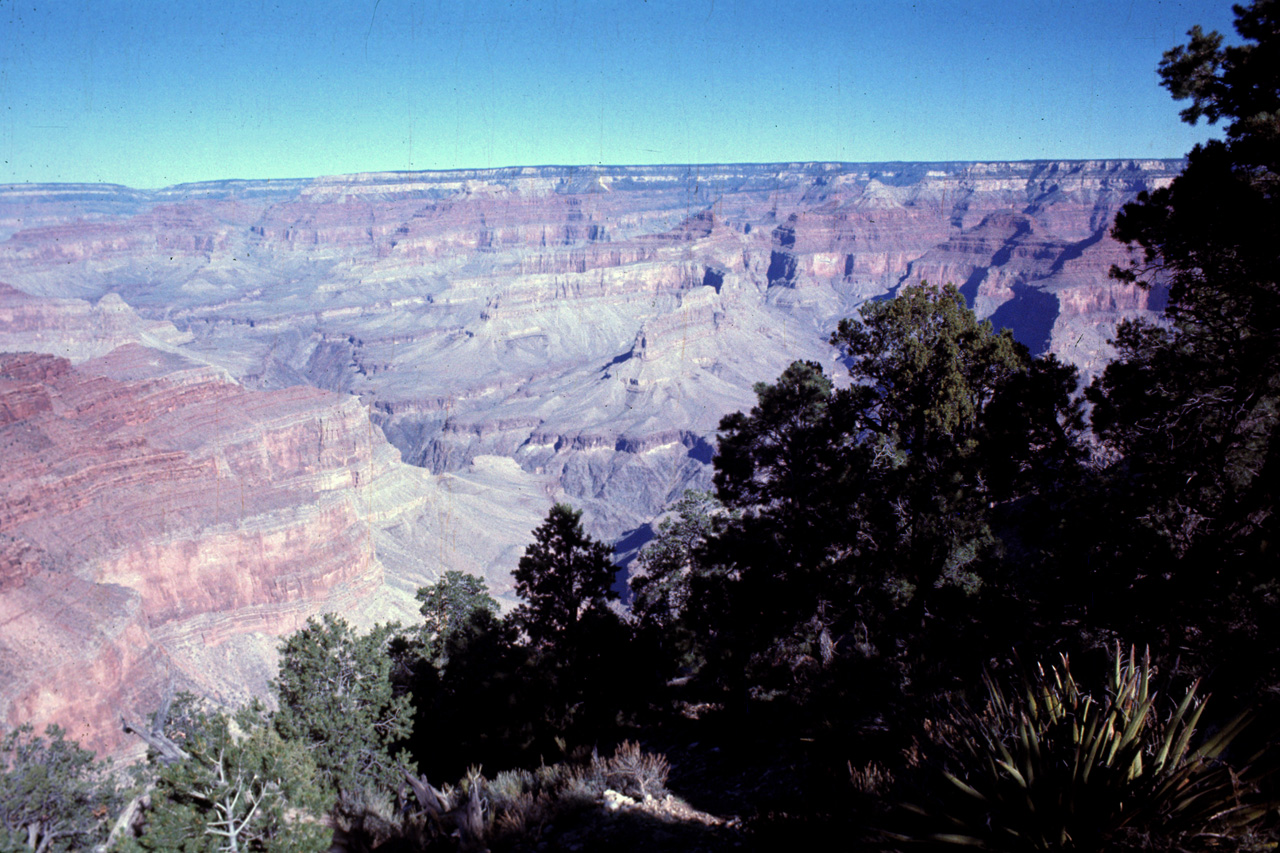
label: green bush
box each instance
[124,700,332,853]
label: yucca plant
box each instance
[912,644,1277,850]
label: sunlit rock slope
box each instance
[0,161,1178,541]
[0,289,546,755]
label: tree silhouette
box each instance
[510,503,617,650]
[1087,0,1280,687]
[508,504,636,741]
[694,283,1079,706]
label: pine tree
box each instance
[508,504,632,739]
[1085,0,1280,686]
[125,699,331,853]
[698,282,1077,699]
[415,570,500,666]
[1092,0,1280,567]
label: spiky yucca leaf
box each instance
[917,644,1278,850]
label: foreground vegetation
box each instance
[4,3,1280,849]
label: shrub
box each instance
[425,742,674,849]
[912,645,1278,850]
[596,741,670,801]
[125,700,332,853]
[273,615,414,797]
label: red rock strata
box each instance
[0,348,380,754]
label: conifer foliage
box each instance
[830,281,1027,463]
[415,570,501,666]
[700,282,1077,698]
[1088,0,1280,673]
[508,503,639,739]
[272,615,414,798]
[510,503,618,649]
[124,699,331,853]
[0,724,119,853]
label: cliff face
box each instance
[0,329,545,755]
[0,160,1179,540]
[0,345,384,752]
[0,161,1179,751]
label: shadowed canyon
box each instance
[0,160,1178,753]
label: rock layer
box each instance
[0,345,383,751]
[1,162,1179,538]
[0,322,545,754]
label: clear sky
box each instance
[0,0,1239,188]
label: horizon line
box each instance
[0,156,1190,194]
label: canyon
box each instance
[0,160,1178,754]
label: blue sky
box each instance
[0,0,1238,188]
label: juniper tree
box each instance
[273,615,414,798]
[701,283,1077,700]
[508,504,634,739]
[415,570,500,667]
[125,699,331,853]
[0,724,120,853]
[510,504,617,650]
[1086,0,1280,682]
[1092,0,1280,566]
[630,490,723,630]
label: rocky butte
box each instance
[0,160,1178,753]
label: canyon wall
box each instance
[0,161,1179,752]
[0,289,547,755]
